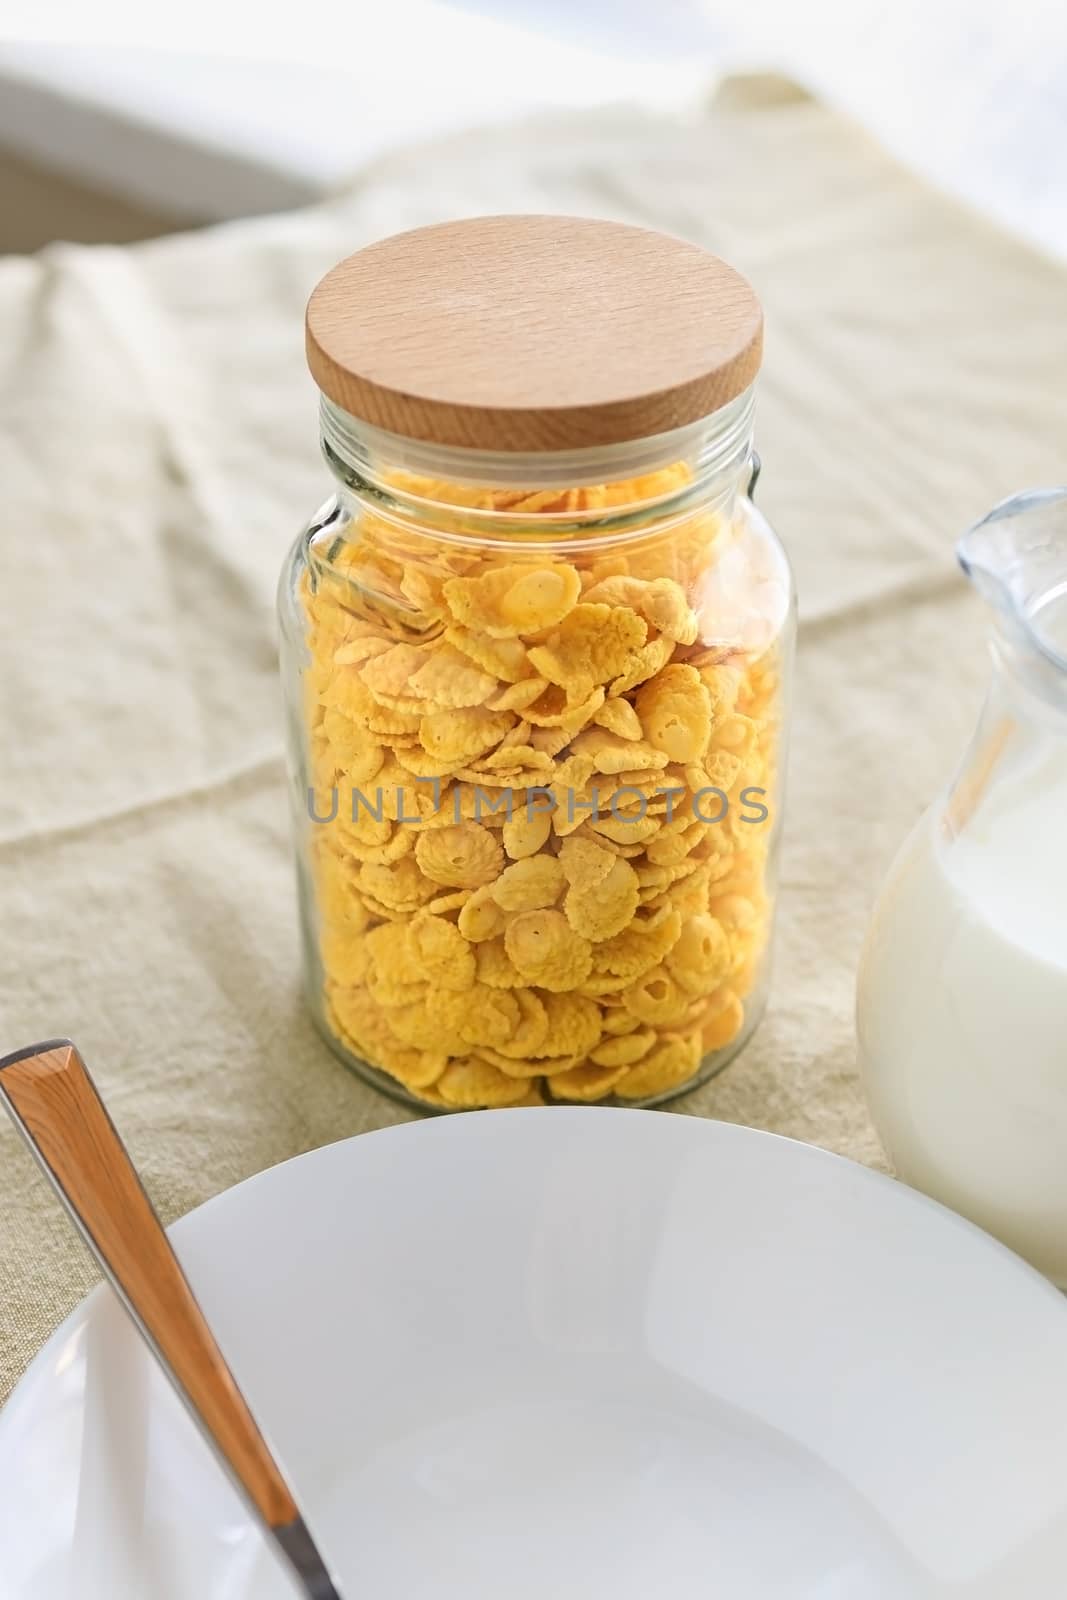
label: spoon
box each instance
[0,1039,343,1600]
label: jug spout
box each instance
[958,487,1067,665]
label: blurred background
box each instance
[2,0,1066,260]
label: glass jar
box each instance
[278,217,794,1111]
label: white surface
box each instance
[3,1109,1067,1597]
[3,1,1067,256]
[0,7,711,223]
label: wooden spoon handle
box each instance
[0,1040,298,1528]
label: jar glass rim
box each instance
[317,388,757,549]
[321,388,754,487]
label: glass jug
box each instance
[857,487,1067,1285]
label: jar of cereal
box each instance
[278,215,793,1111]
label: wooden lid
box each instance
[305,215,762,452]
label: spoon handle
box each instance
[0,1039,342,1600]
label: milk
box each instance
[857,745,1067,1285]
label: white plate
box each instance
[3,1109,1067,1599]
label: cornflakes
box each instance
[666,913,731,995]
[635,664,711,764]
[608,636,674,695]
[621,966,691,1026]
[320,929,371,986]
[590,1029,656,1067]
[437,1059,531,1108]
[535,992,603,1057]
[360,643,432,703]
[302,452,780,1109]
[457,885,507,942]
[590,908,683,979]
[446,625,530,682]
[493,990,550,1058]
[415,823,504,888]
[475,937,525,987]
[425,889,472,915]
[502,809,553,859]
[547,1063,628,1102]
[570,728,669,776]
[524,682,605,731]
[504,910,593,991]
[359,857,437,912]
[563,855,640,941]
[419,706,513,766]
[527,604,646,700]
[590,813,661,845]
[591,698,643,741]
[558,834,616,891]
[487,677,550,712]
[321,709,386,783]
[491,855,566,911]
[443,562,582,638]
[407,912,477,991]
[615,1035,701,1100]
[702,991,745,1051]
[408,645,498,707]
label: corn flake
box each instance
[615,1035,701,1100]
[563,854,640,942]
[418,706,513,766]
[702,991,745,1051]
[406,911,477,991]
[527,603,646,699]
[534,991,603,1057]
[589,1029,656,1067]
[591,698,643,740]
[456,884,507,943]
[608,636,674,695]
[641,578,699,644]
[475,937,525,988]
[321,709,386,784]
[387,1001,459,1054]
[492,989,550,1058]
[666,913,731,995]
[407,644,499,707]
[425,889,472,915]
[523,682,606,730]
[589,813,661,845]
[320,929,372,986]
[622,966,691,1025]
[504,909,593,991]
[360,643,432,703]
[558,834,616,890]
[443,562,581,638]
[436,1059,531,1108]
[591,907,683,980]
[571,729,669,775]
[635,664,711,764]
[359,857,437,913]
[415,822,504,888]
[314,847,371,929]
[491,856,566,912]
[502,809,553,859]
[445,625,530,682]
[487,677,550,712]
[548,1063,628,1102]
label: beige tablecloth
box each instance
[2,75,1067,1404]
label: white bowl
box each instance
[3,1108,1067,1598]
